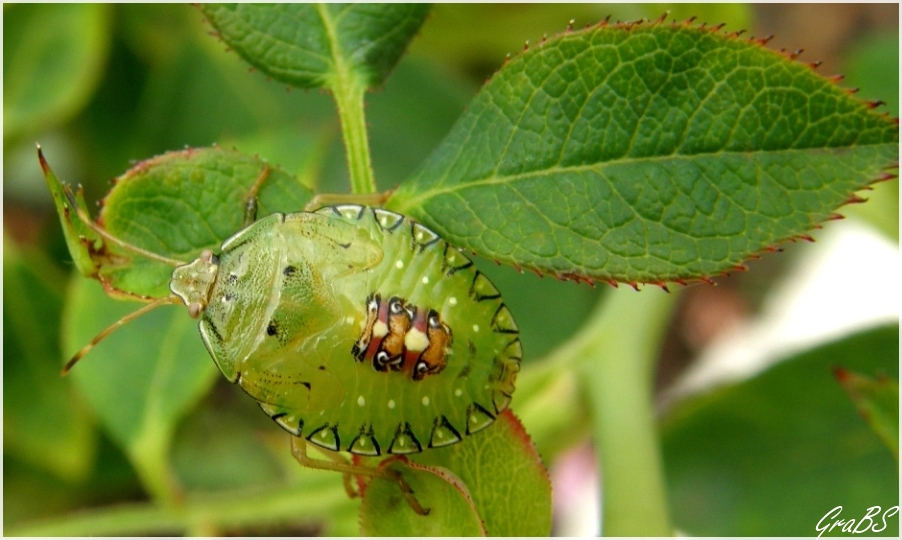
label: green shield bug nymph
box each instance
[62,185,522,515]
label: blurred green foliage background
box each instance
[4,4,898,535]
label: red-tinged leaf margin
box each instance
[388,14,900,290]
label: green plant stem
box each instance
[581,287,677,536]
[7,479,349,536]
[332,83,376,195]
[128,425,183,508]
[517,286,677,535]
[583,287,675,536]
[317,3,376,195]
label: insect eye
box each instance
[389,298,403,314]
[428,311,441,328]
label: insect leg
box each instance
[290,436,430,516]
[243,165,272,226]
[311,445,359,499]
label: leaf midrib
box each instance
[393,143,893,213]
[315,3,355,91]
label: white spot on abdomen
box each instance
[357,396,366,406]
[395,260,404,269]
[422,396,430,406]
[373,321,388,338]
[405,328,429,352]
[449,297,458,306]
[388,400,395,409]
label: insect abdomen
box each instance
[251,206,521,456]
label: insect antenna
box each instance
[63,185,187,267]
[61,294,185,375]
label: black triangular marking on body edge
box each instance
[348,424,381,456]
[450,261,474,275]
[468,270,502,301]
[504,337,523,361]
[441,244,474,276]
[465,402,496,435]
[471,401,495,420]
[307,423,340,451]
[492,390,513,414]
[388,422,422,454]
[418,234,441,250]
[491,304,519,334]
[428,415,463,448]
[329,206,343,216]
[271,411,287,420]
[410,222,441,253]
[371,207,406,233]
